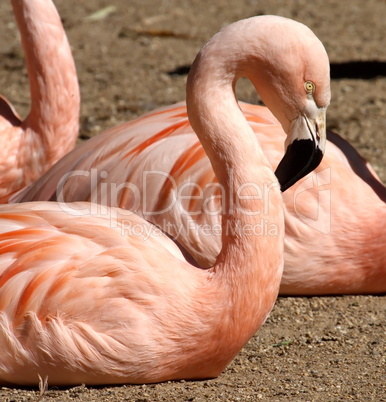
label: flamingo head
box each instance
[273,78,329,192]
[244,16,331,192]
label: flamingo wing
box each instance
[0,201,200,385]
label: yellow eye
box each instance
[304,81,315,94]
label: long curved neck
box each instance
[186,20,284,341]
[11,0,80,162]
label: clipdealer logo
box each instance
[55,167,331,236]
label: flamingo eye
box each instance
[304,81,316,94]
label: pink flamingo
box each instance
[12,85,386,293]
[0,16,329,385]
[0,0,80,203]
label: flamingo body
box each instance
[0,202,239,385]
[0,0,80,202]
[14,102,386,295]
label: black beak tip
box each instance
[275,139,324,192]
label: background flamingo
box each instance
[12,28,385,294]
[0,16,329,385]
[0,0,80,203]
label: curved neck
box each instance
[186,22,285,252]
[186,20,284,339]
[11,0,80,161]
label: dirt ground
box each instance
[0,0,385,400]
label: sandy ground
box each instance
[0,0,385,400]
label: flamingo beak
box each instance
[274,107,327,192]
